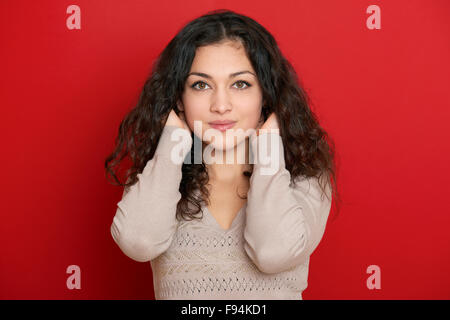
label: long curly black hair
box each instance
[105,9,342,222]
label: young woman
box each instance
[105,9,341,300]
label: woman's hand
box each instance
[256,112,280,136]
[165,109,191,133]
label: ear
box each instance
[176,100,184,112]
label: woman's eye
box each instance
[233,80,251,89]
[192,81,210,90]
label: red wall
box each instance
[1,0,449,299]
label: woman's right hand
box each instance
[165,109,191,133]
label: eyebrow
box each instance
[187,70,256,79]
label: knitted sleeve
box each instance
[110,125,193,262]
[243,130,333,274]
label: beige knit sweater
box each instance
[110,125,332,300]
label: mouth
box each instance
[208,121,237,132]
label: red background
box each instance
[1,0,449,299]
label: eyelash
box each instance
[191,80,252,90]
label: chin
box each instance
[209,134,247,152]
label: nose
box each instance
[210,86,232,114]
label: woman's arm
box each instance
[243,131,333,274]
[110,125,192,262]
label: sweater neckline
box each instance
[203,202,247,233]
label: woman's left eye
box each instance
[233,80,251,89]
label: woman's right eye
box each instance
[191,81,210,90]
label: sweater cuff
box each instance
[249,129,285,176]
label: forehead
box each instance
[190,40,254,74]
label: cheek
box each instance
[238,103,262,129]
[183,103,207,138]
[183,98,206,123]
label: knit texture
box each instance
[111,125,332,300]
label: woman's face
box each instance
[179,39,264,151]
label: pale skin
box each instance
[165,39,280,230]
